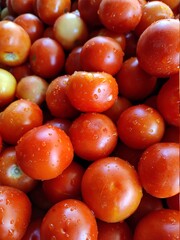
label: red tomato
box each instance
[45,118,72,135]
[137,19,179,77]
[0,20,31,66]
[0,185,32,240]
[69,113,118,161]
[40,199,98,240]
[29,37,65,79]
[16,124,74,180]
[138,142,179,198]
[9,0,34,14]
[166,193,180,211]
[81,157,143,222]
[133,209,180,240]
[0,99,43,145]
[22,218,41,240]
[66,71,118,112]
[80,36,124,75]
[65,46,82,74]
[0,147,37,192]
[117,104,165,149]
[157,73,179,127]
[10,62,33,82]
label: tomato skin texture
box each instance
[117,104,165,149]
[69,113,118,161]
[157,73,179,127]
[133,209,180,240]
[16,124,74,180]
[0,21,31,66]
[40,199,98,240]
[66,71,118,112]
[0,185,32,240]
[138,142,179,198]
[81,157,143,223]
[137,19,179,77]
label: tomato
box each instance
[9,0,34,14]
[69,113,118,161]
[0,147,37,192]
[14,13,45,43]
[45,118,72,135]
[116,57,157,101]
[53,11,89,51]
[0,68,17,108]
[0,20,31,66]
[65,46,82,74]
[135,1,174,36]
[157,73,179,127]
[98,0,142,33]
[16,75,48,105]
[0,185,32,240]
[16,124,74,180]
[133,209,180,240]
[117,104,165,149]
[22,218,41,240]
[80,36,124,75]
[10,62,33,82]
[138,142,179,198]
[97,220,133,240]
[81,157,143,222]
[166,193,180,211]
[0,99,43,145]
[40,199,98,240]
[29,37,65,79]
[162,125,179,143]
[137,19,179,77]
[66,71,118,112]
[46,75,80,119]
[35,0,71,25]
[42,160,85,204]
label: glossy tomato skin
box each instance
[117,104,165,149]
[80,36,124,75]
[22,218,41,240]
[16,124,74,180]
[65,46,82,74]
[0,185,32,240]
[29,37,65,78]
[69,113,118,161]
[9,0,34,14]
[66,71,118,112]
[0,99,43,145]
[81,157,143,223]
[137,19,180,77]
[133,209,180,240]
[40,199,98,240]
[0,147,37,193]
[157,73,179,127]
[138,142,179,198]
[0,21,31,67]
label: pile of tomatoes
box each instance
[0,0,179,239]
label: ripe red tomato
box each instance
[0,185,32,240]
[133,209,180,240]
[117,104,165,149]
[138,142,179,198]
[81,157,143,222]
[166,193,180,211]
[22,218,41,240]
[66,71,118,112]
[40,199,98,239]
[69,113,118,161]
[0,20,31,66]
[9,0,34,14]
[16,124,74,180]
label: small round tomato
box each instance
[0,185,32,240]
[81,157,143,222]
[45,118,72,135]
[157,73,179,127]
[0,20,31,66]
[138,142,179,198]
[0,99,43,145]
[117,104,165,149]
[166,193,180,211]
[80,36,124,75]
[0,147,37,193]
[29,37,65,79]
[0,68,17,108]
[69,113,118,161]
[137,19,179,77]
[9,0,34,14]
[16,124,74,180]
[66,71,118,112]
[40,199,98,240]
[133,209,180,240]
[65,46,82,74]
[22,218,41,240]
[9,62,33,82]
[98,0,142,33]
